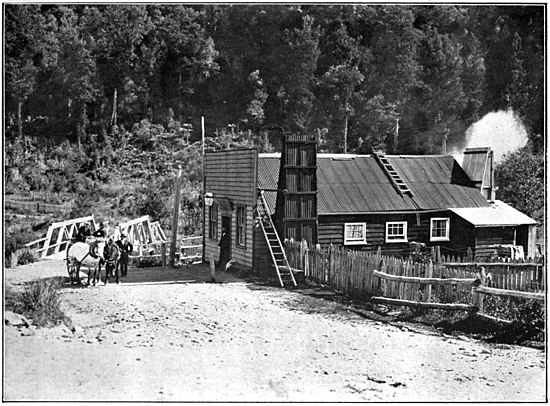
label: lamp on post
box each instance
[204,192,214,207]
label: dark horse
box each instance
[103,238,121,285]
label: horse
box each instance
[103,238,121,285]
[66,239,106,286]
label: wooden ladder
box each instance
[257,190,297,288]
[373,151,413,196]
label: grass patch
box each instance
[17,250,36,265]
[6,277,70,328]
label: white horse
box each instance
[66,240,106,286]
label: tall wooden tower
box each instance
[274,134,318,245]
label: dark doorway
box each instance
[218,215,232,269]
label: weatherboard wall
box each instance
[203,149,257,270]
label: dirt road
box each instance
[3,260,546,401]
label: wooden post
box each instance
[170,166,183,267]
[209,254,216,283]
[424,260,433,302]
[378,259,385,296]
[201,116,206,263]
[161,242,167,267]
[435,246,441,264]
[474,266,486,313]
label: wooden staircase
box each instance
[257,190,297,288]
[373,150,413,196]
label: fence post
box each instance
[435,246,441,264]
[209,254,216,283]
[161,242,167,267]
[378,259,385,296]
[473,266,486,314]
[424,259,433,302]
[328,244,334,287]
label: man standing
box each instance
[116,234,133,277]
[89,222,107,258]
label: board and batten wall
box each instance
[203,149,258,269]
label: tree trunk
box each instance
[170,166,183,267]
[343,114,348,154]
[111,88,118,126]
[17,100,23,141]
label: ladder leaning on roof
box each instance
[373,150,413,196]
[256,190,297,288]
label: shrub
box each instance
[17,251,36,265]
[9,277,69,327]
[504,299,545,343]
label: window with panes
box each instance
[385,221,408,243]
[236,206,246,247]
[344,223,367,245]
[209,205,218,240]
[430,218,450,241]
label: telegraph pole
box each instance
[170,165,183,267]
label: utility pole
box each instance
[170,165,183,267]
[201,116,206,263]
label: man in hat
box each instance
[89,222,107,258]
[93,222,107,238]
[116,233,133,277]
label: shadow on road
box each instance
[61,262,247,288]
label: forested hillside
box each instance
[4,5,545,241]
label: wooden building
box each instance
[203,145,538,273]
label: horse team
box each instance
[66,222,133,286]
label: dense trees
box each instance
[4,5,545,226]
[5,4,544,153]
[495,145,544,228]
[5,4,544,154]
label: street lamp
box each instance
[204,192,214,207]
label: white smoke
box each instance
[450,109,529,165]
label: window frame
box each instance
[385,221,408,243]
[430,217,450,242]
[209,204,218,240]
[344,222,367,245]
[236,206,246,248]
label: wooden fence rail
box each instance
[285,239,546,324]
[5,199,74,214]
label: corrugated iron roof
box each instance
[258,153,490,214]
[450,201,537,226]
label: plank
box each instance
[373,270,480,286]
[474,286,545,301]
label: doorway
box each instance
[219,215,232,268]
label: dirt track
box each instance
[3,259,547,401]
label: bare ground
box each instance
[3,259,547,402]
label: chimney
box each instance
[461,147,494,200]
[441,133,447,155]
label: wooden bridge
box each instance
[24,215,168,260]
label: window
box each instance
[386,221,408,243]
[344,223,367,245]
[430,218,450,242]
[236,206,246,247]
[209,205,218,240]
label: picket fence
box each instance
[285,240,545,314]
